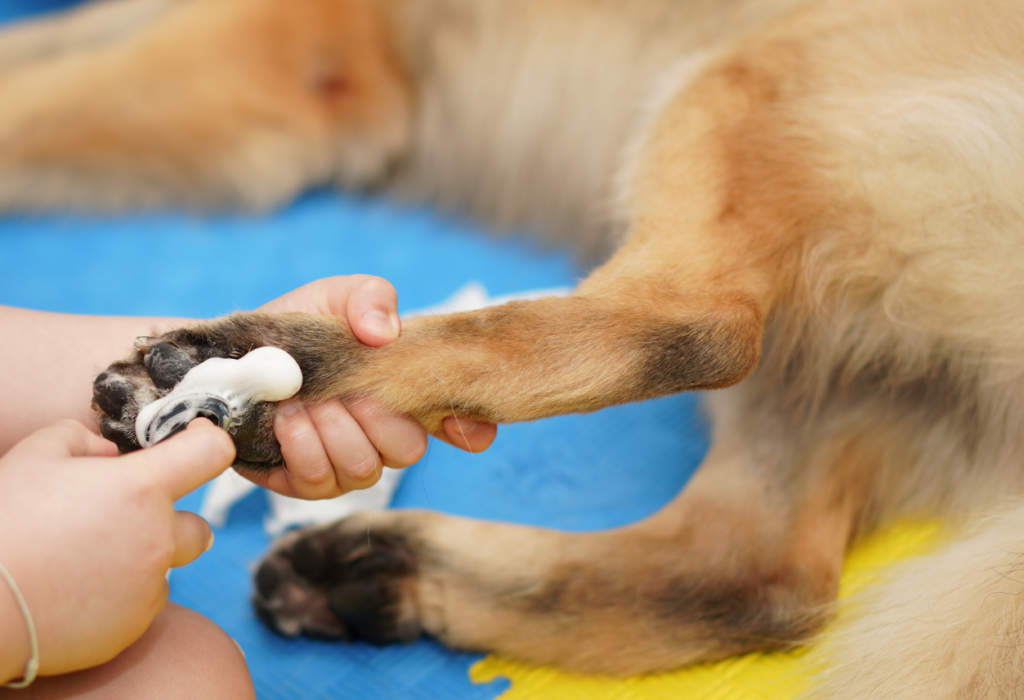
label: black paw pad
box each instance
[252,552,354,641]
[327,538,418,644]
[144,341,197,390]
[255,560,283,599]
[327,580,404,645]
[254,529,420,645]
[99,416,141,454]
[290,537,329,583]
[92,372,133,422]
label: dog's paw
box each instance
[253,523,421,644]
[93,332,295,470]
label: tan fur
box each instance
[808,507,1024,700]
[8,0,1024,694]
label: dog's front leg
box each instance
[90,268,766,467]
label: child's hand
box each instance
[254,275,497,499]
[0,419,234,681]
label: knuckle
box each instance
[126,472,162,505]
[345,453,383,485]
[276,412,317,445]
[386,433,428,468]
[295,463,338,493]
[207,431,237,464]
[53,418,84,433]
[152,534,177,564]
[357,276,398,306]
[307,400,349,427]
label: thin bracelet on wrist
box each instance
[0,559,39,688]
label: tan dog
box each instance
[6,0,1024,695]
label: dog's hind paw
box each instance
[253,522,421,644]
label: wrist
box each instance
[0,559,33,684]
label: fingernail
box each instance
[277,401,300,419]
[447,417,483,436]
[459,419,484,435]
[362,310,398,340]
[205,531,215,553]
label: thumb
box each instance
[126,419,236,500]
[347,276,401,347]
[171,511,214,568]
[8,419,119,461]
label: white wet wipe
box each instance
[135,346,303,448]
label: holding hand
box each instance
[0,419,235,683]
[252,275,498,499]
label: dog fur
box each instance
[5,0,1024,695]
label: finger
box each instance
[256,275,401,345]
[346,276,401,347]
[90,435,122,458]
[272,399,341,499]
[306,401,384,493]
[344,397,428,469]
[239,466,296,498]
[128,419,236,500]
[170,510,214,568]
[435,416,499,453]
[255,276,344,314]
[9,419,119,460]
[256,275,375,316]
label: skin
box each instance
[0,603,258,700]
[0,419,235,682]
[253,275,497,497]
[0,274,495,689]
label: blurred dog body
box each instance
[7,1,1024,696]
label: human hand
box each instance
[0,419,234,682]
[254,275,497,499]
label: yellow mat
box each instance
[471,521,945,700]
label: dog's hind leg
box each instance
[252,405,870,675]
[0,0,173,71]
[0,0,412,212]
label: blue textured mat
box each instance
[0,3,710,697]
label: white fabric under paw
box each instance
[264,466,406,535]
[136,346,303,448]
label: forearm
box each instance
[0,306,188,454]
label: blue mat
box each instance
[0,3,710,697]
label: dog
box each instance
[4,0,1024,695]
